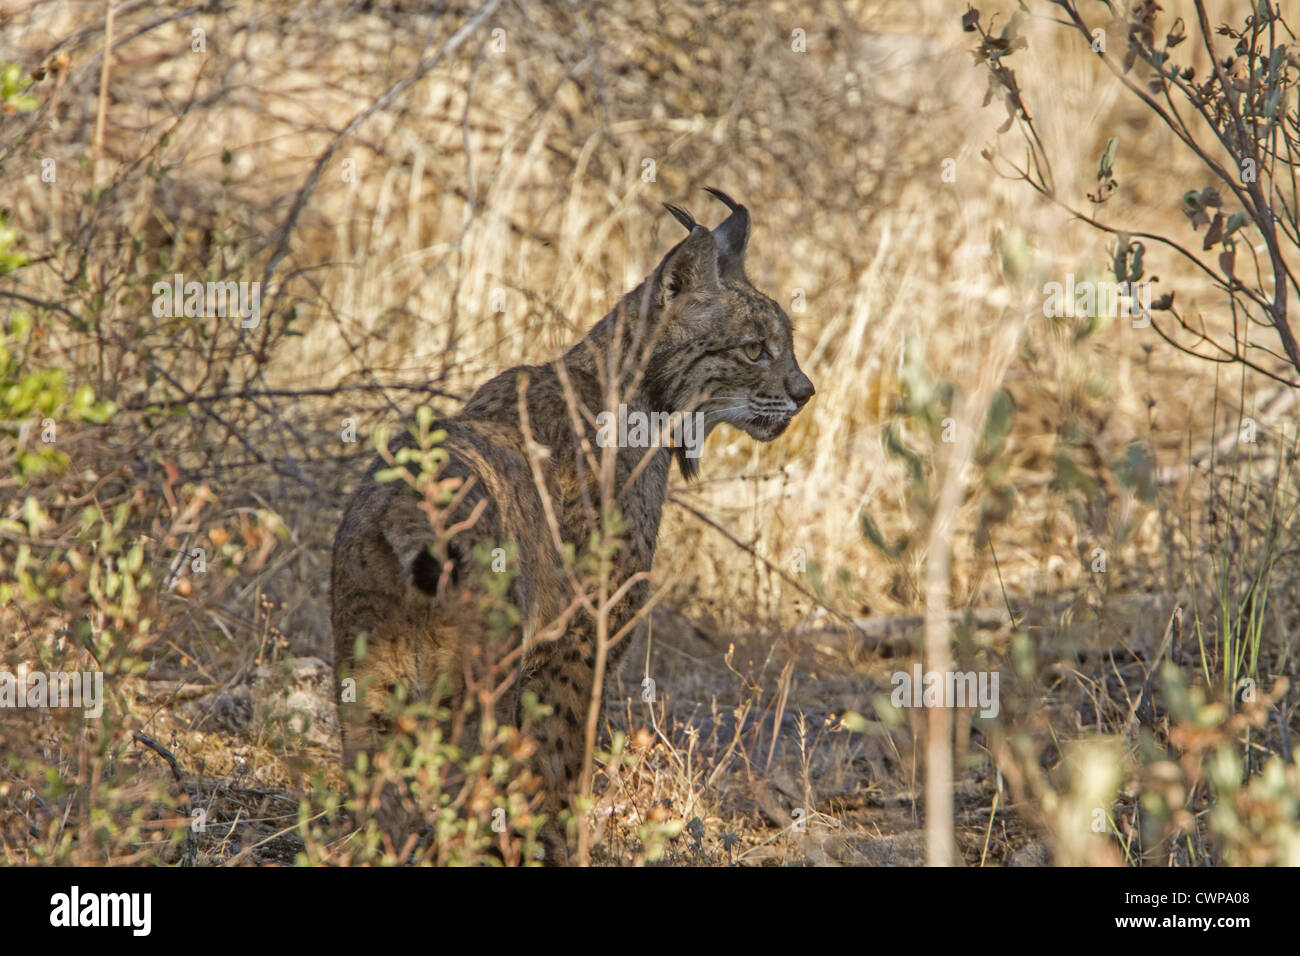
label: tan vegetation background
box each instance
[1,0,1297,865]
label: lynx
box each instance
[331,188,814,861]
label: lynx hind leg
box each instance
[333,486,480,763]
[334,597,466,837]
[333,631,414,850]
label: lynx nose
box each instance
[787,368,815,408]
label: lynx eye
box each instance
[742,341,769,362]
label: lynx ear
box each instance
[703,186,749,279]
[656,223,719,306]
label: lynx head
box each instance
[644,188,814,469]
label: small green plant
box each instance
[1144,666,1299,865]
[0,311,116,486]
[1,310,118,609]
[1188,401,1298,703]
[858,340,1017,568]
[0,213,29,276]
[0,62,39,113]
[309,688,548,866]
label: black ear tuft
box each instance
[702,186,740,210]
[663,202,697,232]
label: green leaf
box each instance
[838,710,871,733]
[1097,136,1118,181]
[979,388,1015,461]
[859,509,909,558]
[415,404,434,433]
[884,421,925,485]
[1128,242,1144,281]
[1223,211,1248,242]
